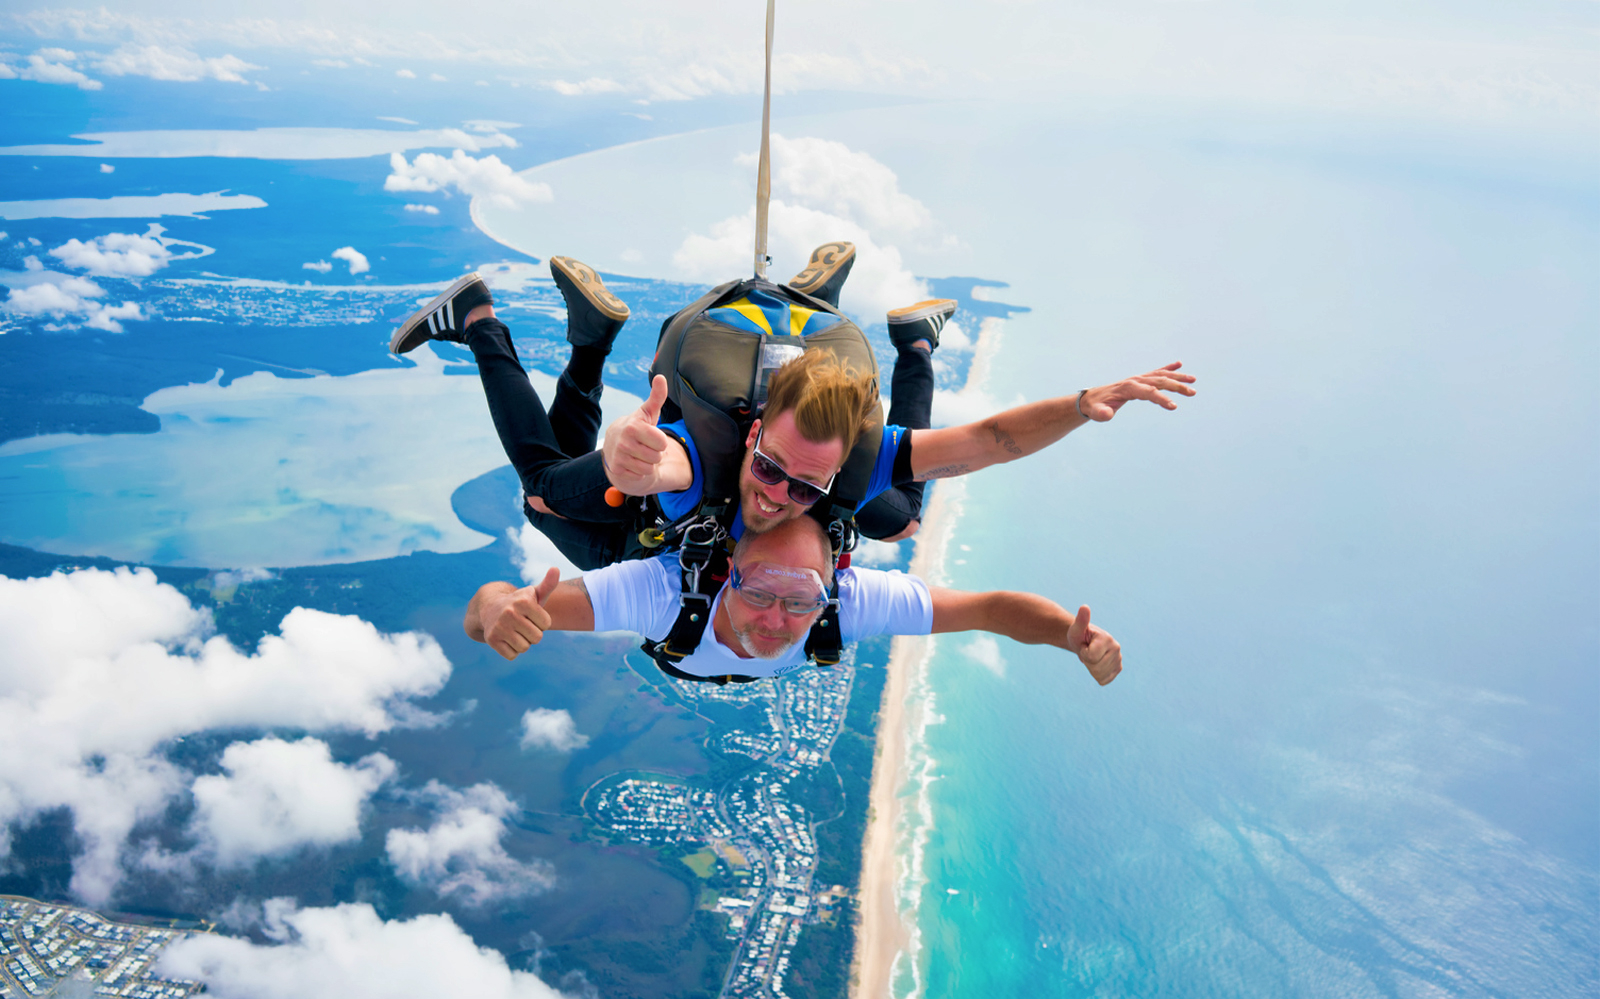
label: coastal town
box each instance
[585,660,866,999]
[0,897,203,998]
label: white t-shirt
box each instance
[583,552,934,679]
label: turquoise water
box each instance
[889,103,1597,996]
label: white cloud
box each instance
[14,52,102,90]
[744,135,938,246]
[386,782,553,906]
[2,271,143,332]
[396,68,416,79]
[330,246,369,274]
[519,708,589,753]
[5,274,106,312]
[99,162,114,173]
[302,260,333,273]
[548,77,624,96]
[376,116,417,125]
[189,738,395,867]
[429,73,447,82]
[385,151,552,210]
[0,566,452,904]
[463,119,520,133]
[403,203,440,215]
[673,201,925,319]
[507,523,581,585]
[94,44,260,84]
[211,567,274,589]
[157,901,568,998]
[931,382,1025,429]
[961,635,1006,678]
[850,538,904,567]
[84,300,143,331]
[8,4,1594,129]
[50,231,172,277]
[38,47,77,62]
[670,134,952,318]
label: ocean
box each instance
[880,101,1598,995]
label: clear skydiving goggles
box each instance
[728,562,828,616]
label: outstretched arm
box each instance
[602,374,694,495]
[464,569,598,660]
[929,588,1123,685]
[910,361,1196,481]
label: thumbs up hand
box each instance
[602,374,690,495]
[482,568,561,661]
[1065,605,1123,686]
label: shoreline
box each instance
[852,318,1004,998]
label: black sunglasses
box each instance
[749,427,837,505]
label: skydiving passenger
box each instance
[464,513,1125,686]
[390,245,1196,571]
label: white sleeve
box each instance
[837,567,933,641]
[582,555,680,638]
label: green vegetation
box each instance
[812,646,888,890]
[680,848,718,879]
[782,903,858,999]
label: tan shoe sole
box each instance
[550,256,630,321]
[888,299,957,324]
[789,241,856,292]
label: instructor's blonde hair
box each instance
[762,349,877,455]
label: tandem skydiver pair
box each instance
[390,243,1197,683]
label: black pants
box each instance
[466,318,631,569]
[466,319,935,568]
[855,344,933,540]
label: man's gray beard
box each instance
[735,624,798,661]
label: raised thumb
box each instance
[532,566,561,604]
[640,374,669,422]
[1067,604,1091,649]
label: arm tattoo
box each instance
[915,463,972,481]
[986,420,1024,455]
[559,576,592,607]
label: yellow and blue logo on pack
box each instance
[708,288,841,338]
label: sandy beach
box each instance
[852,319,1002,998]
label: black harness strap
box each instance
[640,499,738,682]
[802,512,857,668]
[641,506,860,684]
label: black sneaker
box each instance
[550,256,630,349]
[788,241,855,309]
[391,272,494,354]
[887,299,958,351]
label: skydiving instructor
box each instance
[390,247,1196,569]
